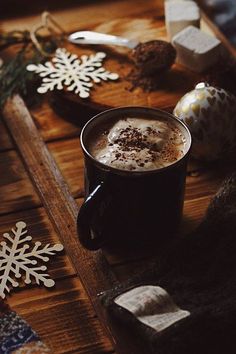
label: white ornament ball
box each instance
[173,83,236,161]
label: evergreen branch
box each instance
[0,45,43,107]
[0,32,61,107]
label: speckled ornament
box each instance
[173,83,236,161]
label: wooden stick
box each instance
[201,11,236,58]
[2,95,146,354]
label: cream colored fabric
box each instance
[115,285,190,332]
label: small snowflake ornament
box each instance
[26,48,119,98]
[0,221,63,298]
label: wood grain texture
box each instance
[0,1,235,353]
[2,95,148,354]
[1,0,163,33]
[0,203,113,353]
[0,149,40,214]
[8,277,114,354]
[30,96,81,142]
[0,138,84,215]
[0,96,82,153]
[0,119,13,151]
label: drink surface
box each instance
[88,116,186,171]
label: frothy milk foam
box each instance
[89,117,186,171]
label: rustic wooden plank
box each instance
[2,94,149,354]
[1,0,163,33]
[0,101,82,154]
[30,96,81,141]
[0,149,40,214]
[182,195,212,232]
[0,138,84,215]
[0,97,99,154]
[8,277,114,354]
[0,119,13,151]
[49,138,84,197]
[185,173,221,200]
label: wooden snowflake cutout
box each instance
[0,221,63,298]
[26,47,119,98]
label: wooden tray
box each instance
[61,16,216,112]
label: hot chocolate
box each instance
[78,107,191,250]
[89,117,186,171]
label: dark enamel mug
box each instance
[77,106,191,250]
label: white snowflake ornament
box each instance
[26,48,119,98]
[0,221,63,298]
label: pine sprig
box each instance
[0,31,60,107]
[0,45,43,107]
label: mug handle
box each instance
[77,181,111,250]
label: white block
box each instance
[172,26,221,73]
[165,0,200,39]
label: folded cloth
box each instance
[0,300,50,354]
[103,172,236,354]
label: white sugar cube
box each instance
[172,26,221,72]
[165,0,200,39]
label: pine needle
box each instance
[0,30,59,107]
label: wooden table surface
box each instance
[1,1,236,353]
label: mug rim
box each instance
[80,106,192,176]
